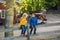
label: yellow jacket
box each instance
[18,17,27,28]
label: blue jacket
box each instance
[28,17,38,26]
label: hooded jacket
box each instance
[28,17,38,26]
[18,17,27,28]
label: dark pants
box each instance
[30,25,36,34]
[20,25,26,34]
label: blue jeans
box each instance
[20,25,26,34]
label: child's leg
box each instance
[21,25,26,34]
[23,26,26,34]
[33,25,36,34]
[30,25,33,34]
[21,25,27,36]
[21,25,24,34]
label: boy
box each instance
[28,13,38,34]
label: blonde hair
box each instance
[22,13,28,18]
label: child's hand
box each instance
[18,26,20,29]
[18,25,20,29]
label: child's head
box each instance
[23,15,26,17]
[22,13,27,18]
[32,13,35,17]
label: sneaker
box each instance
[23,34,28,37]
[33,33,36,35]
[20,34,24,36]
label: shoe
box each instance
[33,33,36,35]
[20,34,24,36]
[23,34,28,37]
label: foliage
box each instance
[17,0,60,13]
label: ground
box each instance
[0,14,60,40]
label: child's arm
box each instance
[36,17,38,25]
[28,17,32,24]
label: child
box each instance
[18,13,27,36]
[28,13,38,34]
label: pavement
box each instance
[0,14,60,40]
[13,14,60,36]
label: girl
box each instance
[18,13,27,36]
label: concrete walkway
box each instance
[0,14,60,40]
[13,14,60,36]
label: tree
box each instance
[5,0,15,37]
[18,0,60,13]
[19,0,41,13]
